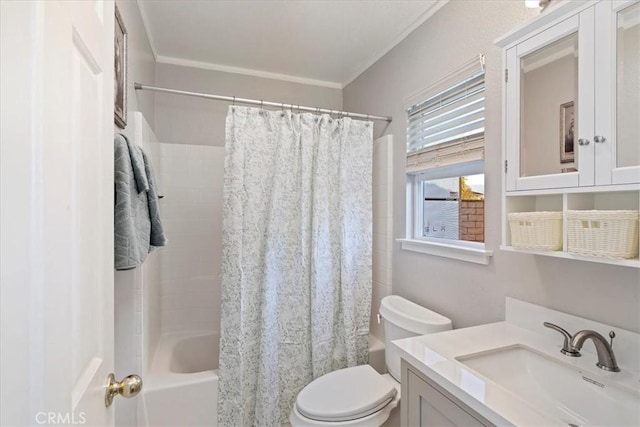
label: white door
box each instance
[1,1,116,426]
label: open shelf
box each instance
[500,245,640,268]
[503,190,640,268]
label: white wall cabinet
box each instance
[401,360,494,427]
[500,0,640,192]
[496,0,640,267]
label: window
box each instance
[402,55,492,264]
[416,171,485,243]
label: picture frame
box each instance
[559,101,574,163]
[114,5,128,129]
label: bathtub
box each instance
[138,332,384,427]
[138,332,219,427]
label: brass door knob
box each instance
[105,373,143,407]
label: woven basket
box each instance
[567,210,639,259]
[508,211,563,251]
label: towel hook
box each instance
[260,100,264,110]
[232,96,236,106]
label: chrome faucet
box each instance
[570,330,620,372]
[543,322,581,356]
[544,322,620,372]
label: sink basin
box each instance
[457,346,640,426]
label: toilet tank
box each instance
[379,295,452,381]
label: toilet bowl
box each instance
[290,295,452,426]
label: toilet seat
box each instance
[292,297,451,427]
[292,365,399,425]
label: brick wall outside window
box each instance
[459,200,484,242]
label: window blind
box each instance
[406,55,485,173]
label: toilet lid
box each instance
[295,365,397,422]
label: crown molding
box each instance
[155,55,343,89]
[136,0,448,90]
[136,0,157,60]
[342,0,449,88]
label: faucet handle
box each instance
[609,331,616,348]
[543,322,581,357]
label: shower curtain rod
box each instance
[134,83,392,122]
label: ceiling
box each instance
[137,0,446,88]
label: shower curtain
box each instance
[218,106,373,426]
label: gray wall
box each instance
[113,1,157,426]
[344,0,640,332]
[154,63,343,146]
[115,1,156,137]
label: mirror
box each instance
[616,2,640,169]
[520,33,579,178]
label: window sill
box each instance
[397,238,493,265]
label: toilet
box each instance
[290,295,452,426]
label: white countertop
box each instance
[392,299,640,426]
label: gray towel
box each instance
[142,148,167,249]
[126,138,149,194]
[114,134,166,270]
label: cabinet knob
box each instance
[594,135,606,143]
[578,138,590,146]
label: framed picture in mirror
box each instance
[560,101,574,163]
[114,5,127,129]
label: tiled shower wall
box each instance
[158,143,224,334]
[116,112,161,427]
[370,135,394,340]
[137,119,162,377]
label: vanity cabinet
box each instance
[496,0,640,267]
[401,359,494,427]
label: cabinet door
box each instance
[594,0,640,185]
[403,366,491,427]
[505,11,596,191]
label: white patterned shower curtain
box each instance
[218,106,373,426]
